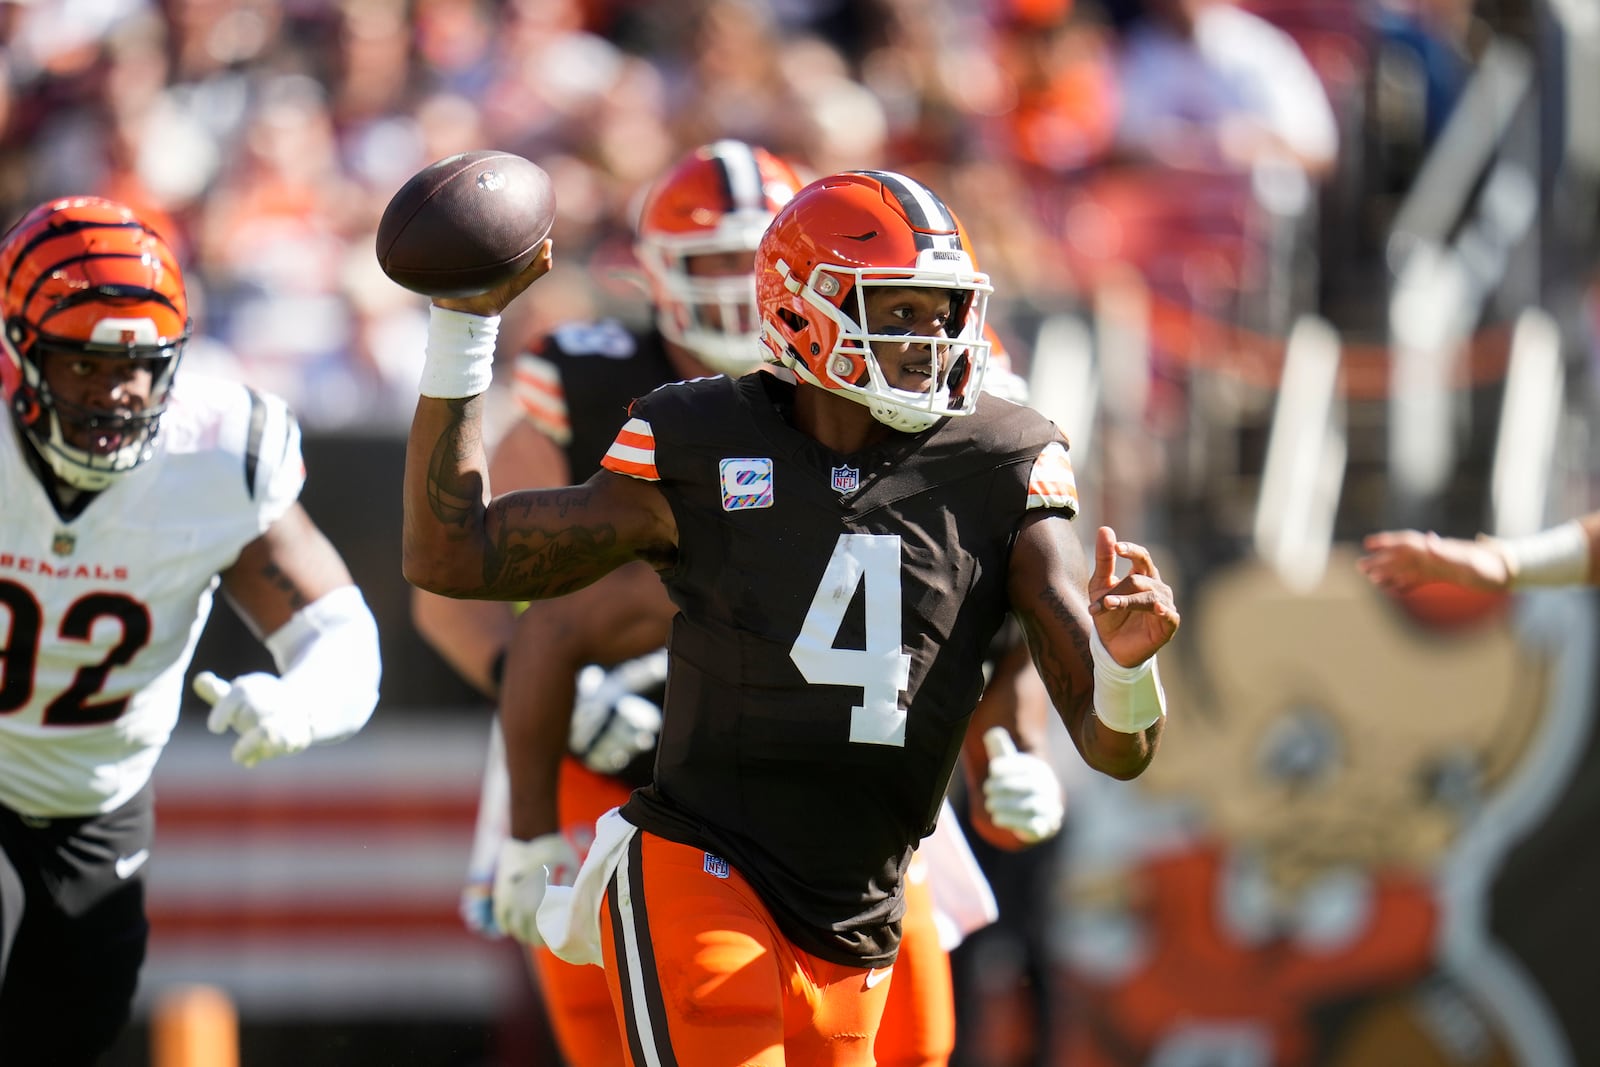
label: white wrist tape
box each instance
[420,305,500,398]
[1090,631,1166,734]
[263,584,382,744]
[1495,520,1590,588]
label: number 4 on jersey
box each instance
[789,534,913,747]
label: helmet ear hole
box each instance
[948,354,970,397]
[777,307,807,332]
[12,387,39,425]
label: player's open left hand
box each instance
[433,240,554,319]
[194,670,315,767]
[1357,529,1510,593]
[1087,525,1179,667]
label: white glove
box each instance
[493,833,579,946]
[980,727,1064,844]
[568,651,667,776]
[195,670,315,768]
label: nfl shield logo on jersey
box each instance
[51,531,76,556]
[831,465,860,494]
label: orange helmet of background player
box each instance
[634,140,806,376]
[755,170,993,433]
[0,196,190,490]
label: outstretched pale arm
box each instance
[1358,513,1600,593]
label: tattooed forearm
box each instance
[426,397,486,526]
[1027,583,1093,714]
[259,561,311,613]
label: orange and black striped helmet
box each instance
[0,196,190,490]
[633,141,805,376]
[755,170,993,434]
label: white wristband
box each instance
[1090,630,1166,734]
[1495,520,1590,588]
[420,305,500,398]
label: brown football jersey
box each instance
[515,319,679,478]
[604,370,1079,967]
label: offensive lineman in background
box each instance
[0,197,381,1064]
[413,142,1064,1067]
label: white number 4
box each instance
[790,534,913,746]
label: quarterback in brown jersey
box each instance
[402,169,1178,1066]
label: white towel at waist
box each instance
[537,807,638,966]
[924,798,999,951]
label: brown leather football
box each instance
[376,150,555,298]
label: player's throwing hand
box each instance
[435,242,555,318]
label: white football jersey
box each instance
[0,375,304,816]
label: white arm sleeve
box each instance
[1496,520,1591,587]
[262,584,382,744]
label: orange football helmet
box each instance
[755,170,992,433]
[0,196,189,490]
[634,140,805,375]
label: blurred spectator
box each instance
[776,33,888,177]
[856,0,1005,163]
[194,72,370,421]
[985,2,1120,178]
[412,0,497,98]
[327,0,427,200]
[22,10,203,221]
[1112,0,1339,181]
[664,0,809,154]
[0,0,1353,440]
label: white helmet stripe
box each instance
[709,139,765,213]
[853,170,956,232]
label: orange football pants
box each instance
[874,853,955,1067]
[600,830,890,1066]
[536,761,954,1067]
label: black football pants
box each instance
[0,785,153,1066]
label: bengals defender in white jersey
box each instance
[0,197,380,1064]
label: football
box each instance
[376,150,556,298]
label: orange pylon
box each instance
[150,984,240,1067]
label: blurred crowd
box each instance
[0,0,1489,431]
